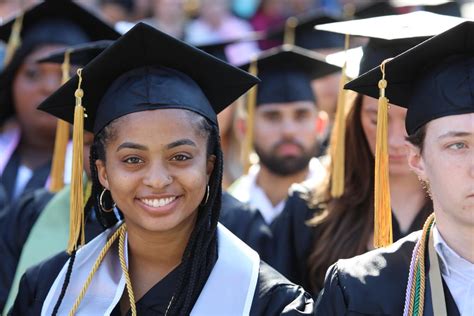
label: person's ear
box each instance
[406,141,427,180]
[96,159,109,189]
[206,155,216,177]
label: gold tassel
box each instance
[4,13,23,66]
[283,17,298,46]
[49,50,72,193]
[67,69,86,254]
[373,60,392,248]
[330,34,350,198]
[241,58,258,174]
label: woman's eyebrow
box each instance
[116,142,148,152]
[166,139,197,149]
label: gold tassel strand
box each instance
[330,33,350,198]
[3,13,23,66]
[373,60,392,248]
[242,58,258,174]
[67,69,86,254]
[49,50,72,192]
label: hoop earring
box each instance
[99,188,116,212]
[201,184,210,206]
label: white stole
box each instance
[41,223,260,315]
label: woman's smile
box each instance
[135,195,181,215]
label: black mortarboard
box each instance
[351,1,397,19]
[390,0,461,17]
[37,40,113,66]
[0,0,119,46]
[196,41,231,62]
[316,11,466,75]
[239,45,341,105]
[38,22,259,133]
[345,20,474,135]
[265,11,345,50]
[0,0,120,123]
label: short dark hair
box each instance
[406,124,427,154]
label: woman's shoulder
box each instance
[251,261,314,316]
[315,231,421,315]
[9,251,69,315]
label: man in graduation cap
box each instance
[228,45,340,225]
[316,20,474,316]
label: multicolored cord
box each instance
[403,213,435,316]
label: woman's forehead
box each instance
[108,109,206,141]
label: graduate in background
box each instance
[269,11,465,294]
[0,0,119,211]
[316,20,474,315]
[10,23,314,315]
[229,45,340,225]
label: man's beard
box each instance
[254,140,318,176]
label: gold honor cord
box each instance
[374,60,392,248]
[404,214,448,316]
[119,224,137,316]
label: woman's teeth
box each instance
[141,197,176,208]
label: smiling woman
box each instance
[8,23,314,316]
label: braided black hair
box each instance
[55,110,223,315]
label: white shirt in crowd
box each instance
[229,158,326,224]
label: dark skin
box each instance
[12,45,65,170]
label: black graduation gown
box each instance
[0,150,51,210]
[9,251,314,315]
[0,188,103,311]
[315,231,460,315]
[269,182,432,294]
[220,192,273,262]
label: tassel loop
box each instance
[373,59,392,248]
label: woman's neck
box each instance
[390,173,427,233]
[125,214,197,300]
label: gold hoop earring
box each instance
[99,188,116,212]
